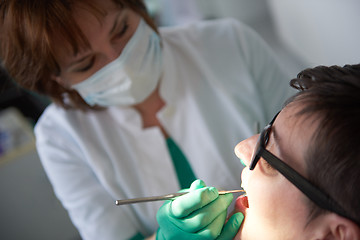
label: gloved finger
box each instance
[216,212,244,240]
[195,211,228,240]
[156,211,227,240]
[189,179,207,191]
[171,193,234,232]
[171,187,219,218]
[175,179,205,195]
[156,227,165,240]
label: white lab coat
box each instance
[35,18,294,240]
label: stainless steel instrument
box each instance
[115,189,245,205]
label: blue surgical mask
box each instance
[72,19,163,107]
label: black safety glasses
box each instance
[250,111,358,225]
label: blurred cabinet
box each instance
[0,71,49,124]
[0,72,81,239]
[0,146,81,240]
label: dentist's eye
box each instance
[77,57,95,72]
[115,21,129,38]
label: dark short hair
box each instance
[0,0,155,110]
[287,64,360,224]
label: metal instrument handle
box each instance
[115,189,245,205]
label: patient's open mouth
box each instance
[235,194,249,215]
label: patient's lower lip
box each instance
[235,195,249,214]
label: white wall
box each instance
[153,0,307,76]
[153,0,360,71]
[268,0,360,66]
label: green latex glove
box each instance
[216,212,244,240]
[156,179,243,240]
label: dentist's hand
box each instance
[156,179,243,240]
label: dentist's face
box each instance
[233,105,320,240]
[54,0,141,86]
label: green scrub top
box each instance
[166,137,197,189]
[130,138,197,240]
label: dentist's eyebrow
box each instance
[110,12,121,35]
[71,55,91,65]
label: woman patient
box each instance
[234,63,360,239]
[156,64,360,240]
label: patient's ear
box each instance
[315,213,360,240]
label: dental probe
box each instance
[115,189,245,205]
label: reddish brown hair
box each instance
[0,0,156,110]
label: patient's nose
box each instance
[234,134,259,167]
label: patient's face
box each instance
[233,104,320,239]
